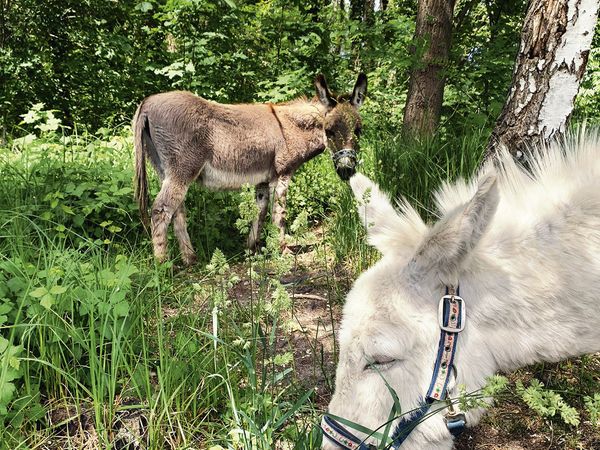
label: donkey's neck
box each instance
[273,101,327,152]
[458,229,600,384]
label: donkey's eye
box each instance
[325,129,335,138]
[364,357,396,371]
[355,128,362,138]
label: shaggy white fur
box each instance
[324,131,600,450]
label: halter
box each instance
[332,148,357,167]
[321,287,467,449]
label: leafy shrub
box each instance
[517,379,581,426]
[2,122,139,246]
[287,153,344,223]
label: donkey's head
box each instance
[324,173,499,450]
[315,73,367,180]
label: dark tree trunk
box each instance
[402,0,457,136]
[0,0,10,49]
[454,0,479,33]
[349,0,374,23]
[308,0,325,22]
[364,0,375,25]
[350,0,363,21]
[485,0,599,159]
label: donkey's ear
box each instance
[412,174,499,284]
[350,73,367,109]
[350,173,426,257]
[315,74,336,108]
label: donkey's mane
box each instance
[279,93,352,106]
[393,130,600,238]
[277,95,315,105]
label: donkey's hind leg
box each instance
[173,204,197,266]
[151,178,189,263]
[247,182,270,251]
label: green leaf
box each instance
[49,285,67,295]
[272,388,313,431]
[29,287,48,298]
[136,1,153,12]
[7,277,26,294]
[559,403,580,426]
[584,394,600,426]
[113,301,130,317]
[40,293,54,310]
[61,205,75,215]
[0,337,8,353]
[73,215,85,227]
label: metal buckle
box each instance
[438,295,466,332]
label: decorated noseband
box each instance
[332,148,357,167]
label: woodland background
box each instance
[3,0,598,136]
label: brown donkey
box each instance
[133,73,367,265]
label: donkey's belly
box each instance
[199,163,271,190]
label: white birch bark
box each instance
[486,0,599,159]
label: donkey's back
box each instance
[132,90,287,266]
[442,132,600,359]
[137,91,284,185]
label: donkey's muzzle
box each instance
[333,149,357,181]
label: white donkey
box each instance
[322,133,600,450]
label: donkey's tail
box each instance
[133,102,151,232]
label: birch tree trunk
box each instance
[402,0,457,136]
[486,0,599,159]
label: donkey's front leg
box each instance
[272,174,291,248]
[247,182,270,251]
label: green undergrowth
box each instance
[326,128,487,273]
[0,121,329,448]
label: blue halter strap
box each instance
[321,415,375,450]
[321,286,467,449]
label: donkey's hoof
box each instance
[154,254,169,265]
